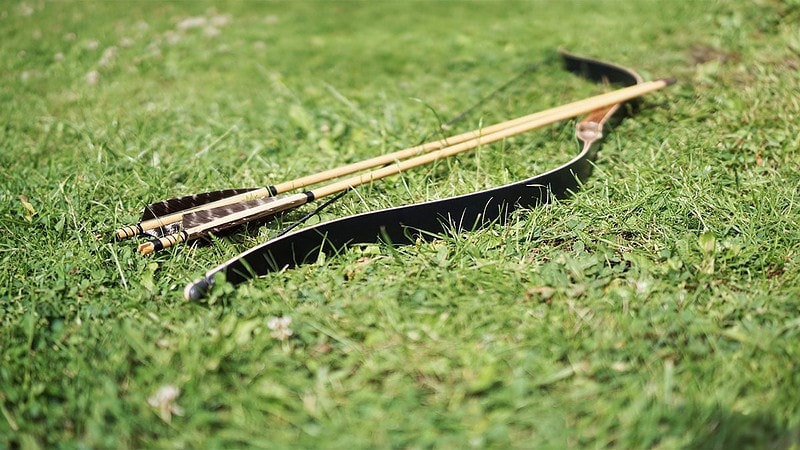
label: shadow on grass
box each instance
[687,407,799,450]
[629,402,800,450]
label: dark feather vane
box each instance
[182,195,287,234]
[139,188,261,221]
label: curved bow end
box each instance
[184,277,213,302]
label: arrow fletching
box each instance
[112,187,269,240]
[181,194,288,234]
[140,188,262,221]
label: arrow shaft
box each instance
[310,79,671,199]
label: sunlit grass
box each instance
[1,1,799,448]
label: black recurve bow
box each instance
[184,50,652,301]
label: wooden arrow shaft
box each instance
[310,79,672,198]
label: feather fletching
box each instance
[139,188,261,221]
[182,195,287,233]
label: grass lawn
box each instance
[2,0,799,448]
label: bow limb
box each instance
[184,50,646,301]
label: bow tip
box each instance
[184,277,212,302]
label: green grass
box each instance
[2,0,800,448]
